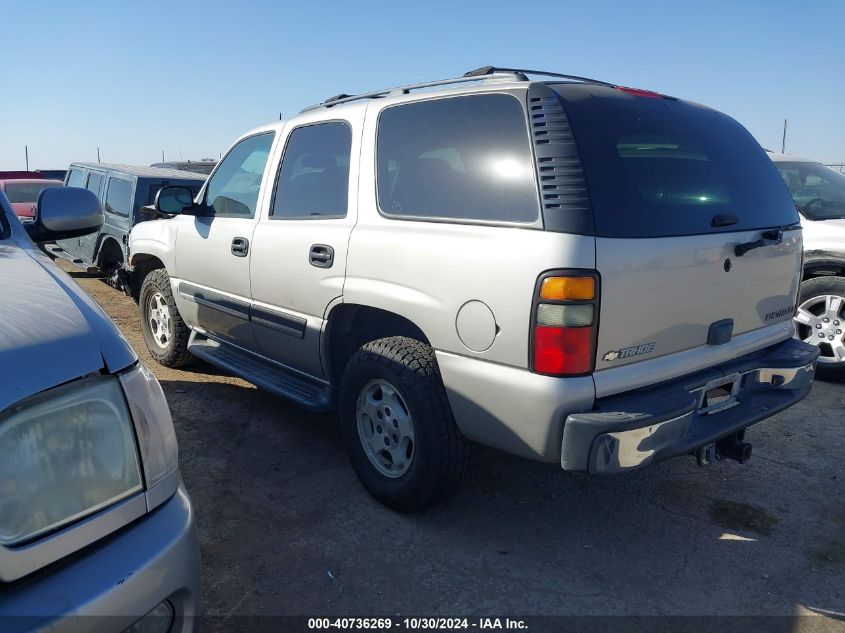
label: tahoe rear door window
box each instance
[552,85,798,237]
[272,122,352,219]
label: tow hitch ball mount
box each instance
[696,432,753,466]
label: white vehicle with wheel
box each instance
[770,153,845,375]
[128,67,818,512]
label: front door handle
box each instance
[231,237,249,257]
[309,244,334,268]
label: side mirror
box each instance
[25,187,104,243]
[155,186,195,215]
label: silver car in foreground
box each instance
[129,67,819,512]
[0,188,200,632]
[770,152,845,375]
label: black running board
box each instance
[188,332,334,412]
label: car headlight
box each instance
[0,377,143,546]
[119,363,179,507]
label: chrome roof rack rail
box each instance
[463,66,617,88]
[300,70,526,112]
[301,66,616,113]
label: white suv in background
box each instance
[770,153,845,375]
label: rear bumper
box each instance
[0,484,200,633]
[561,338,819,473]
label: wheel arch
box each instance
[128,253,166,302]
[324,304,431,383]
[803,252,845,279]
[95,235,125,268]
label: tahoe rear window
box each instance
[377,94,540,224]
[553,85,798,237]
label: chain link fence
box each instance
[825,163,845,173]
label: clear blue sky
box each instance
[1,0,843,169]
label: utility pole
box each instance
[97,147,101,163]
[162,150,165,162]
[25,145,29,171]
[781,119,787,154]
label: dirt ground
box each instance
[63,262,845,627]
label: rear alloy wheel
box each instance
[794,276,845,376]
[356,378,416,478]
[139,268,192,368]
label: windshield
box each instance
[4,181,62,203]
[774,161,845,221]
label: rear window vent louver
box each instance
[527,83,595,234]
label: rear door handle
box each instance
[309,244,334,268]
[231,237,249,257]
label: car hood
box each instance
[10,202,36,218]
[0,243,137,410]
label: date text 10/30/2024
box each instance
[308,618,528,630]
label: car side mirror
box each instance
[25,187,104,243]
[155,186,195,215]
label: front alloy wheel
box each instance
[146,291,173,349]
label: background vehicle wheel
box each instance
[139,268,192,368]
[97,239,124,290]
[339,336,470,512]
[795,276,845,377]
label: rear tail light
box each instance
[531,272,599,376]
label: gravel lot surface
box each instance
[62,262,845,629]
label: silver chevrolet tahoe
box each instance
[128,66,818,512]
[0,188,200,631]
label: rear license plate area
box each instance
[698,374,741,415]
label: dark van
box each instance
[53,163,205,282]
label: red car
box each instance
[0,178,64,220]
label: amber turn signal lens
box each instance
[539,276,595,301]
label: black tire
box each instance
[339,336,470,512]
[97,240,124,290]
[139,268,192,368]
[797,276,845,377]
